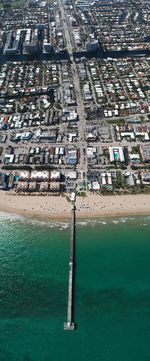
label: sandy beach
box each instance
[0,191,150,220]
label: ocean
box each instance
[0,213,150,361]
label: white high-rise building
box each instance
[85,39,99,52]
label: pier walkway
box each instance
[64,195,76,331]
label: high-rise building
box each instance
[85,39,99,52]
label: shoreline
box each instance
[0,192,150,221]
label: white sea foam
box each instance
[77,221,88,226]
[1,211,149,231]
[60,224,69,229]
[21,217,70,230]
[142,216,150,221]
[0,212,25,222]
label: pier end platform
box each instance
[64,322,75,331]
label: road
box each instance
[58,0,87,178]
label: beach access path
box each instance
[0,192,150,220]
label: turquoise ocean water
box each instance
[0,213,150,361]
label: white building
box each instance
[30,171,49,181]
[50,171,60,181]
[65,171,77,180]
[19,171,30,181]
[109,147,125,162]
[85,39,99,52]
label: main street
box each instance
[58,0,87,177]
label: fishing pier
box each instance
[64,193,76,331]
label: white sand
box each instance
[0,191,149,220]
